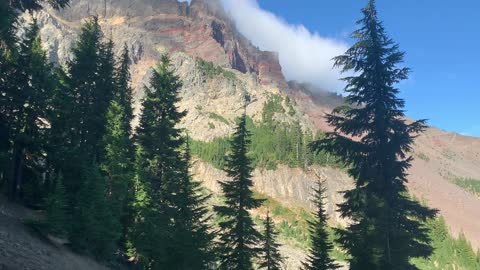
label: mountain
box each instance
[28,0,480,257]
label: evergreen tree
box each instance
[1,0,69,188]
[132,55,213,269]
[70,161,120,260]
[102,100,134,247]
[259,211,284,270]
[312,1,437,269]
[214,113,264,270]
[302,181,338,270]
[114,43,134,127]
[6,19,55,202]
[63,17,112,161]
[103,43,135,251]
[170,137,215,269]
[46,173,68,237]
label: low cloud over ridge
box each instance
[220,0,348,92]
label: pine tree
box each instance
[259,211,284,270]
[169,137,215,269]
[114,43,134,127]
[46,173,68,237]
[102,100,134,247]
[312,1,437,269]
[70,161,120,260]
[64,17,112,161]
[214,113,264,270]
[302,181,338,270]
[1,0,69,188]
[132,55,213,269]
[6,19,55,202]
[102,42,135,252]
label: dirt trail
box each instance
[0,198,109,270]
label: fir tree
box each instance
[6,19,55,202]
[302,181,338,270]
[64,17,112,160]
[1,0,69,188]
[102,100,134,248]
[132,55,213,269]
[46,173,68,237]
[259,211,284,270]
[114,43,134,127]
[169,137,215,269]
[70,161,120,260]
[312,1,437,269]
[214,113,264,270]
[103,42,135,252]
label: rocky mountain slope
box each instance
[27,0,480,253]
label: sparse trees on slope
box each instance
[214,113,264,270]
[302,181,338,270]
[132,55,213,269]
[312,1,437,269]
[259,212,284,270]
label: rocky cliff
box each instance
[26,0,480,253]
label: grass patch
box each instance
[208,112,230,125]
[197,58,236,80]
[453,177,480,196]
[417,152,430,162]
[222,70,236,80]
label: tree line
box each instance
[2,0,477,269]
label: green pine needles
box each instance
[215,114,264,270]
[302,181,338,270]
[260,212,284,270]
[131,55,213,269]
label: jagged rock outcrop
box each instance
[36,0,287,88]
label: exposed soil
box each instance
[0,197,109,270]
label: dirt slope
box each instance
[0,198,109,270]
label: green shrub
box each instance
[208,112,230,125]
[417,152,430,162]
[453,177,480,195]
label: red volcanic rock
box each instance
[52,0,289,89]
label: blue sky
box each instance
[222,0,480,137]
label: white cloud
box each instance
[220,0,349,92]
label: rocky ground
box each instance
[0,197,109,270]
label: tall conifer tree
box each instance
[259,212,283,270]
[312,1,437,269]
[132,55,213,269]
[1,0,69,189]
[214,113,264,270]
[102,43,134,250]
[302,181,338,270]
[6,20,55,202]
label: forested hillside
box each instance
[1,0,479,269]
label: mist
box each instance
[219,0,348,92]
